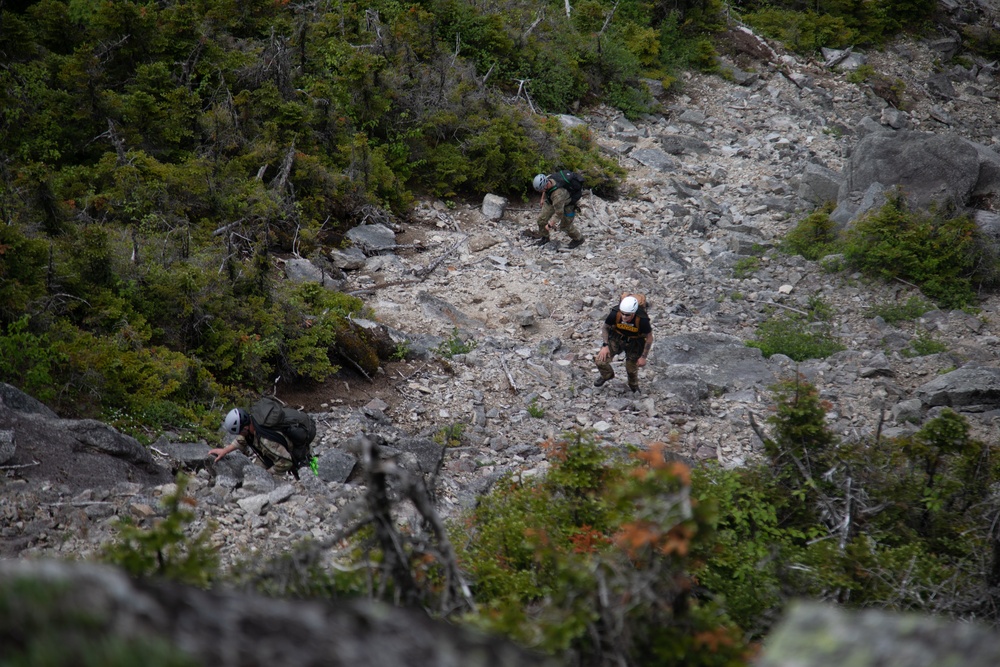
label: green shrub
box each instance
[901,330,948,357]
[694,379,1000,635]
[0,316,66,405]
[743,8,857,53]
[866,295,935,324]
[782,206,840,260]
[434,423,465,448]
[843,194,994,309]
[733,256,761,279]
[101,475,219,588]
[527,398,545,418]
[746,312,845,361]
[456,432,750,665]
[0,223,48,323]
[435,329,476,358]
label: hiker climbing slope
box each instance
[594,294,653,393]
[532,171,585,249]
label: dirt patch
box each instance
[275,359,437,414]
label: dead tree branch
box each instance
[412,235,467,279]
[499,355,518,394]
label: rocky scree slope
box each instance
[3,35,1000,569]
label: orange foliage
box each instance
[540,437,567,461]
[569,525,611,554]
[693,628,735,652]
[615,521,660,556]
[658,524,694,557]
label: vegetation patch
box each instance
[866,296,936,324]
[747,301,845,361]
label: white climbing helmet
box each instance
[620,296,639,314]
[223,408,250,435]
[532,173,548,192]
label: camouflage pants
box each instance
[595,336,644,389]
[252,436,293,474]
[536,203,583,241]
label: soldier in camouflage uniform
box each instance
[210,407,293,474]
[532,173,585,248]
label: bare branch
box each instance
[499,355,518,394]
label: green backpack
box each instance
[249,396,316,474]
[551,170,585,204]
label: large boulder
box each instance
[0,559,557,667]
[838,130,983,215]
[0,397,172,493]
[836,128,1000,229]
[757,601,1000,667]
[916,366,1000,411]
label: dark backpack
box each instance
[551,170,585,204]
[249,396,316,475]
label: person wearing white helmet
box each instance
[209,406,294,474]
[594,294,653,393]
[531,173,585,249]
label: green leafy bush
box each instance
[732,256,761,279]
[866,295,935,324]
[782,206,840,260]
[435,329,477,358]
[527,398,545,418]
[901,330,948,357]
[694,377,1000,636]
[843,194,996,309]
[0,317,66,405]
[743,9,857,53]
[746,312,845,361]
[456,432,750,665]
[101,475,219,587]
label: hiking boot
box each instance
[567,238,585,249]
[629,384,640,394]
[534,236,550,247]
[594,376,611,387]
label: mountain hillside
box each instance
[4,28,1000,593]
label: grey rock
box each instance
[284,257,344,290]
[925,72,957,99]
[346,223,396,252]
[0,383,59,418]
[757,600,1000,667]
[241,465,277,494]
[317,448,357,483]
[481,194,507,221]
[677,109,707,125]
[892,398,924,424]
[388,437,445,475]
[660,134,711,155]
[556,114,587,130]
[0,560,558,667]
[629,148,678,172]
[654,333,775,392]
[330,245,367,271]
[916,366,1000,409]
[798,163,843,206]
[237,494,270,515]
[880,106,909,130]
[0,430,13,465]
[838,130,982,214]
[155,440,213,469]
